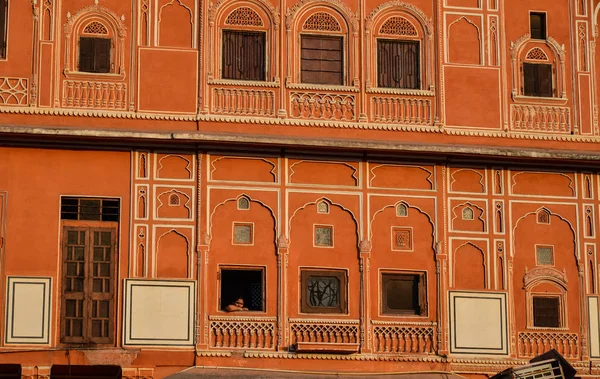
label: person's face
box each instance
[235,299,244,307]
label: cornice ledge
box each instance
[371,320,437,326]
[208,79,280,88]
[444,127,598,143]
[0,106,197,121]
[208,315,277,322]
[243,351,446,362]
[196,350,232,357]
[286,83,360,92]
[288,318,360,324]
[365,88,435,96]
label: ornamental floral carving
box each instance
[523,266,568,288]
[365,0,433,36]
[286,0,359,32]
[208,0,279,26]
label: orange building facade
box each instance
[2,0,600,378]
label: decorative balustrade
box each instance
[0,77,28,106]
[510,104,571,133]
[370,96,432,125]
[372,322,436,354]
[290,92,355,121]
[212,88,275,117]
[209,316,276,350]
[518,331,579,359]
[289,319,359,345]
[62,80,127,110]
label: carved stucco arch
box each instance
[285,0,359,86]
[207,193,278,247]
[509,33,567,99]
[369,200,437,255]
[64,4,126,76]
[452,241,487,288]
[512,207,578,264]
[288,197,360,251]
[207,0,280,81]
[363,1,434,91]
[155,228,191,278]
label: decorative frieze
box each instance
[212,88,275,117]
[510,104,571,133]
[290,92,355,121]
[62,80,127,110]
[0,77,29,106]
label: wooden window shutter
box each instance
[78,37,95,72]
[0,0,8,59]
[523,63,537,96]
[221,30,266,81]
[301,35,343,85]
[539,63,553,97]
[95,38,111,73]
[61,226,116,344]
[377,40,420,89]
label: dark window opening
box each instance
[523,62,553,97]
[301,35,343,85]
[377,40,420,89]
[222,30,266,81]
[533,296,560,327]
[61,227,116,344]
[0,0,7,59]
[301,270,347,314]
[220,268,264,311]
[0,365,21,379]
[61,197,120,222]
[51,365,121,379]
[78,37,111,73]
[530,12,547,40]
[382,272,426,315]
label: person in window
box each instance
[225,297,248,312]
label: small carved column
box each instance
[435,241,449,355]
[579,264,590,360]
[196,236,210,350]
[507,257,517,358]
[30,1,40,106]
[277,235,289,351]
[359,239,371,353]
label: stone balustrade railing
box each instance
[209,316,276,350]
[518,331,579,359]
[370,96,432,125]
[62,80,127,110]
[289,318,359,345]
[372,322,436,354]
[212,88,275,117]
[510,104,571,133]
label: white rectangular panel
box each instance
[450,291,508,355]
[5,277,52,344]
[589,297,600,357]
[124,279,195,346]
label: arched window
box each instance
[169,194,180,206]
[208,1,279,83]
[317,200,329,214]
[286,2,359,87]
[396,203,408,217]
[510,34,566,100]
[462,207,474,220]
[63,4,126,77]
[537,209,551,224]
[365,4,434,91]
[237,196,250,210]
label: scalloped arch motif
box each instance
[83,21,109,35]
[510,33,565,61]
[526,47,549,61]
[303,12,341,31]
[64,3,126,38]
[286,0,359,32]
[209,0,280,26]
[225,7,264,26]
[366,0,432,36]
[379,16,417,36]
